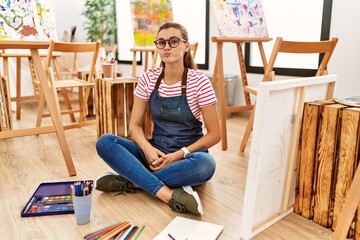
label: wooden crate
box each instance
[295,100,360,238]
[95,77,153,139]
[0,75,11,131]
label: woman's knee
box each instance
[96,134,112,151]
[193,152,216,179]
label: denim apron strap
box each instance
[148,68,207,154]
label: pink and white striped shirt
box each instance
[134,67,217,121]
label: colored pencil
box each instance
[117,225,133,240]
[124,225,138,240]
[98,222,130,240]
[132,225,145,240]
[84,222,124,239]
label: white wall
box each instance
[328,0,360,97]
[49,0,360,98]
[47,0,87,42]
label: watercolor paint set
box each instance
[21,180,93,217]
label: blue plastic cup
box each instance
[72,194,92,225]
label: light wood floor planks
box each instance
[0,101,335,239]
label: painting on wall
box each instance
[0,0,56,40]
[130,0,173,47]
[211,0,268,38]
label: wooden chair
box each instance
[240,37,338,152]
[103,44,117,57]
[36,40,101,129]
[151,42,199,68]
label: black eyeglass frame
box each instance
[153,36,187,49]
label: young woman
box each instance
[95,22,220,215]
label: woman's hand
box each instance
[143,145,166,165]
[150,151,181,171]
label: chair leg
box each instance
[36,91,45,129]
[60,88,76,122]
[78,86,92,123]
[240,103,256,152]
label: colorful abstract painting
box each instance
[130,0,173,46]
[35,0,58,40]
[0,0,54,40]
[211,0,268,38]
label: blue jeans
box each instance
[96,134,216,196]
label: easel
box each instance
[130,47,156,77]
[0,41,76,177]
[211,37,272,150]
[0,51,61,120]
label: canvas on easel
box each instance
[35,0,58,40]
[0,0,46,40]
[211,0,268,37]
[130,0,173,47]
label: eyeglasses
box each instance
[154,36,186,49]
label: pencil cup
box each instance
[102,63,114,79]
[72,193,92,225]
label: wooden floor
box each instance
[0,101,335,240]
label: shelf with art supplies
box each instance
[83,221,145,240]
[21,180,93,218]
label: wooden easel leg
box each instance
[31,50,76,176]
[36,91,45,128]
[211,55,218,89]
[333,165,360,239]
[236,43,251,106]
[132,51,137,77]
[16,57,21,120]
[240,103,255,152]
[216,42,228,150]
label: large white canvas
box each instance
[239,75,337,239]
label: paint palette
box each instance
[21,180,92,217]
[334,96,360,107]
[41,194,72,205]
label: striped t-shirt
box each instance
[134,67,217,121]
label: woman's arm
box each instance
[186,103,221,152]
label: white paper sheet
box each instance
[153,216,223,240]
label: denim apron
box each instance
[148,68,208,154]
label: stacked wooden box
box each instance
[95,78,153,139]
[295,99,360,238]
[0,76,11,131]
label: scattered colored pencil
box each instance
[132,225,145,240]
[84,221,144,240]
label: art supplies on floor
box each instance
[21,180,93,217]
[153,216,223,240]
[83,221,145,240]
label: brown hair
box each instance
[156,22,197,69]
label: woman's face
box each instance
[156,27,189,65]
